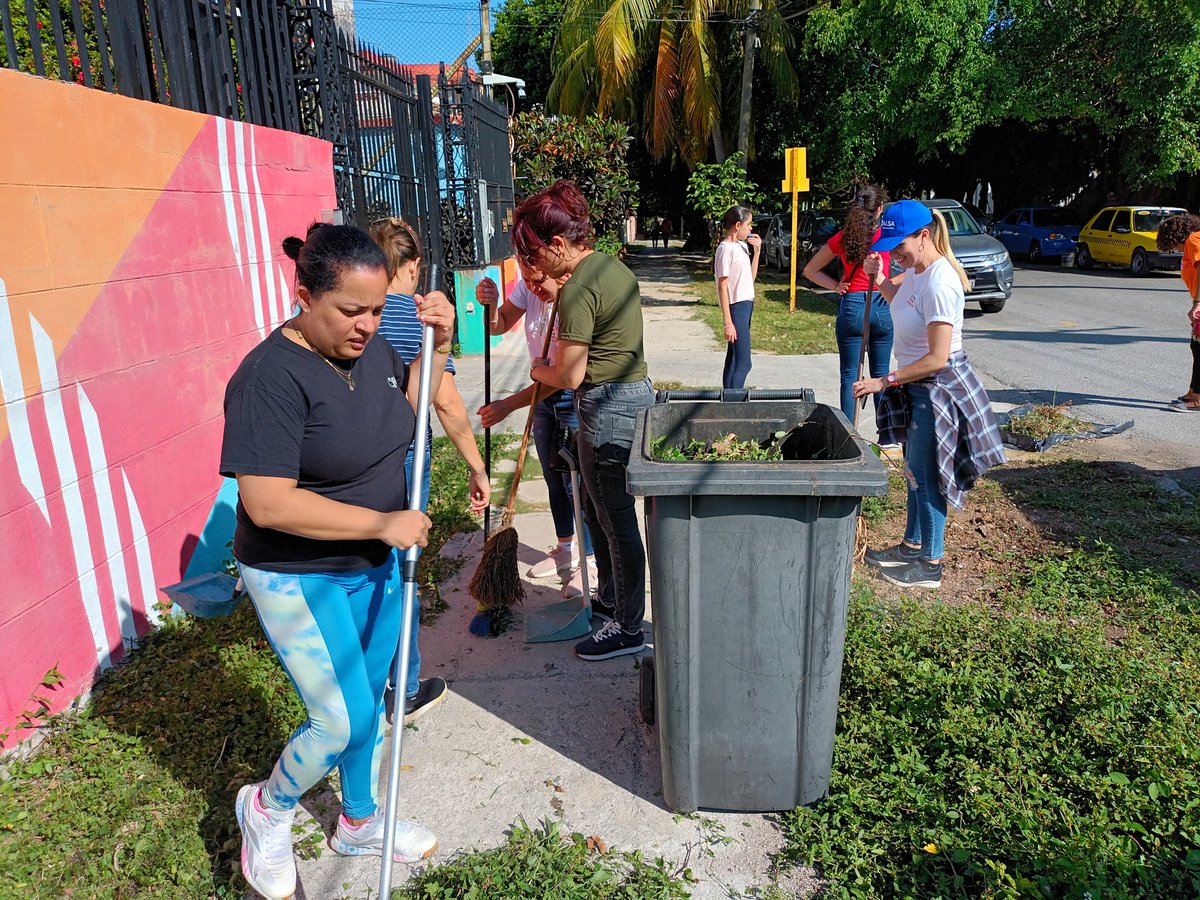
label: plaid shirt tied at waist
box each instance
[875,352,1006,509]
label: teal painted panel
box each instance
[454,266,507,355]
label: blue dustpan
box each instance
[160,572,244,618]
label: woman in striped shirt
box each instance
[369,217,490,723]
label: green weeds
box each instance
[399,818,692,899]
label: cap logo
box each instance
[882,218,896,229]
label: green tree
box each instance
[548,0,798,169]
[685,156,760,224]
[510,111,639,244]
[490,0,566,107]
[774,0,1200,192]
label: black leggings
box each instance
[1191,340,1200,394]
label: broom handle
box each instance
[502,298,561,519]
[379,264,441,898]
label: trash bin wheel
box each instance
[639,658,655,725]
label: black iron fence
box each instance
[438,64,516,268]
[1,0,513,268]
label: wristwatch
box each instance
[885,372,899,387]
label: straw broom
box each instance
[467,300,560,635]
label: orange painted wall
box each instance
[0,69,337,738]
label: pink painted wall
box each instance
[0,69,337,741]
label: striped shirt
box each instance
[377,293,456,375]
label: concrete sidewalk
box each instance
[287,248,844,899]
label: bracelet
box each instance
[434,343,453,354]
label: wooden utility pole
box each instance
[480,1,493,76]
[736,0,761,168]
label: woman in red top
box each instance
[803,184,893,420]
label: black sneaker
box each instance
[384,677,449,726]
[880,559,943,589]
[864,542,921,569]
[575,620,644,661]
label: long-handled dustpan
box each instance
[525,436,593,643]
[378,264,441,898]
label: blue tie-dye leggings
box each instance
[238,551,403,820]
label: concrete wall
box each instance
[0,69,336,741]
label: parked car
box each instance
[762,209,844,279]
[991,207,1084,262]
[963,202,994,230]
[923,199,1013,313]
[1074,206,1187,275]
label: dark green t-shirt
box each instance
[557,252,648,385]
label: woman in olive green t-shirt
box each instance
[520,180,654,663]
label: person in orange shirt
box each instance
[1156,214,1200,412]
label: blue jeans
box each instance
[532,391,593,554]
[239,551,401,819]
[722,300,754,389]
[902,384,947,562]
[575,378,655,629]
[836,292,894,421]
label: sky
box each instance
[353,0,509,65]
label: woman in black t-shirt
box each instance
[219,224,454,899]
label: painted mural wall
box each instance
[0,69,337,741]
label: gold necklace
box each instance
[290,318,356,391]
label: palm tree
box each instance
[548,0,797,169]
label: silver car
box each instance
[922,199,1013,313]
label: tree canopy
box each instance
[490,0,566,106]
[787,0,1200,193]
[547,0,798,168]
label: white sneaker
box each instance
[527,543,578,579]
[561,559,599,599]
[235,783,297,900]
[329,809,438,863]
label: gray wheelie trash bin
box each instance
[627,390,888,812]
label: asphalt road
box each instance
[963,259,1195,465]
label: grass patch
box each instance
[487,430,549,515]
[687,261,838,355]
[0,437,478,897]
[1004,402,1089,441]
[783,570,1200,899]
[992,458,1200,591]
[400,818,691,898]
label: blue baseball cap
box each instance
[870,200,934,252]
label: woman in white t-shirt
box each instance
[714,205,762,389]
[853,200,1004,590]
[474,262,596,602]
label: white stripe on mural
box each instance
[215,119,243,270]
[76,386,136,646]
[121,469,161,628]
[0,277,49,520]
[279,270,295,319]
[248,128,282,326]
[31,316,112,671]
[233,122,267,337]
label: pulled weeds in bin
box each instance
[651,432,786,462]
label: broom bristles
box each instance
[468,524,524,612]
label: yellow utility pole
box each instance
[780,147,810,313]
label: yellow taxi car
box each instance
[1075,206,1186,276]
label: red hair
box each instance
[512,180,595,260]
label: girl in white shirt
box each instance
[714,205,762,388]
